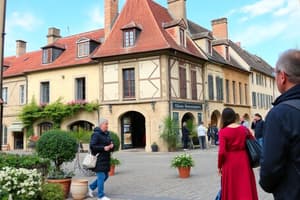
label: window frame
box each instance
[179,66,187,99]
[77,41,89,58]
[191,70,197,100]
[75,77,86,101]
[42,48,52,64]
[40,81,50,104]
[123,29,135,47]
[2,87,8,104]
[19,85,25,105]
[123,68,135,99]
[208,75,214,100]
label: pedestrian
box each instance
[241,113,250,128]
[197,121,207,149]
[218,107,258,200]
[259,49,300,199]
[88,118,114,200]
[182,122,190,150]
[211,124,219,145]
[252,113,264,146]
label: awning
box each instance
[8,122,24,132]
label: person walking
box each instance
[252,113,264,146]
[182,122,190,150]
[259,49,300,200]
[197,121,207,149]
[88,118,114,200]
[218,108,258,200]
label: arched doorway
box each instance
[211,110,221,126]
[181,112,195,127]
[120,111,146,149]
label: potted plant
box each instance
[109,131,121,176]
[109,157,121,176]
[160,116,179,151]
[151,142,159,152]
[36,129,78,198]
[171,153,195,178]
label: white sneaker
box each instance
[87,188,94,197]
[98,196,111,200]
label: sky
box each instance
[3,0,300,67]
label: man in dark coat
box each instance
[252,113,264,147]
[260,49,300,200]
[182,122,190,150]
[88,118,114,200]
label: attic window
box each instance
[42,45,64,64]
[225,46,229,61]
[77,39,89,58]
[179,28,185,47]
[121,22,142,48]
[206,40,212,55]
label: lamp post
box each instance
[0,0,7,151]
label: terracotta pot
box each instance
[177,167,191,178]
[47,178,72,198]
[109,165,115,176]
[71,179,88,200]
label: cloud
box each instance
[241,0,286,17]
[7,11,43,31]
[86,6,104,28]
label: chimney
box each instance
[211,18,228,40]
[47,27,61,44]
[105,0,119,40]
[16,40,26,57]
[167,0,187,23]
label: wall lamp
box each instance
[151,101,156,112]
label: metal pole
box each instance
[0,0,7,151]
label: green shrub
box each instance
[36,130,77,177]
[69,128,92,144]
[110,131,120,152]
[160,116,179,151]
[41,183,64,200]
[0,153,50,176]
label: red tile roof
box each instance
[3,29,104,78]
[93,0,206,60]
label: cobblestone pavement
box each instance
[65,147,273,200]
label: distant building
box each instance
[2,0,275,151]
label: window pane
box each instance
[191,70,197,100]
[208,75,214,100]
[123,68,135,98]
[75,77,86,100]
[19,85,25,104]
[40,82,49,104]
[226,80,229,103]
[179,67,187,99]
[2,87,8,103]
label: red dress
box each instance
[218,125,258,200]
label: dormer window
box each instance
[207,40,212,55]
[42,44,65,64]
[76,38,100,58]
[121,22,142,48]
[225,46,229,61]
[180,28,185,47]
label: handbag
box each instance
[246,137,262,168]
[82,152,99,169]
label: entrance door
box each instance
[121,111,145,149]
[14,132,24,149]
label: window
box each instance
[70,120,94,131]
[225,46,229,60]
[252,92,257,107]
[19,85,25,105]
[225,79,230,103]
[244,84,248,105]
[251,73,254,84]
[208,75,214,100]
[123,29,135,47]
[40,82,49,104]
[180,28,185,47]
[179,67,187,98]
[2,126,7,145]
[42,48,52,64]
[123,68,135,98]
[191,70,197,100]
[2,87,7,104]
[77,42,89,57]
[207,40,212,55]
[39,122,53,135]
[216,77,223,101]
[239,82,242,104]
[232,81,236,104]
[75,77,86,100]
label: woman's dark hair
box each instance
[220,108,236,128]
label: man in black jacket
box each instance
[252,113,264,147]
[88,118,114,200]
[260,49,300,200]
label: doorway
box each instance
[120,111,146,149]
[13,132,24,149]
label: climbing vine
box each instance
[19,98,100,137]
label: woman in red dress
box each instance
[218,108,258,200]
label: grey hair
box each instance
[276,49,300,84]
[99,118,108,125]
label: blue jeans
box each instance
[89,172,109,198]
[198,136,206,149]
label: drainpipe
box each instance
[0,0,7,151]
